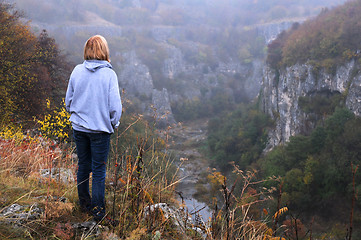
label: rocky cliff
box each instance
[27,9,300,127]
[31,18,300,127]
[261,60,361,150]
[117,50,176,126]
[118,44,266,121]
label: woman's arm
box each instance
[109,73,122,129]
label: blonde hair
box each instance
[84,35,110,62]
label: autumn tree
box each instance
[36,30,71,106]
[271,0,361,69]
[0,2,70,126]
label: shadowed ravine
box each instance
[164,120,212,223]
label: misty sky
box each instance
[8,0,349,27]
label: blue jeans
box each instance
[73,130,111,221]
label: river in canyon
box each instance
[164,119,213,223]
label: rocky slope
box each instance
[30,18,300,126]
[261,60,361,150]
[115,41,266,125]
[114,21,293,124]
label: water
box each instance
[165,120,213,224]
[183,197,212,223]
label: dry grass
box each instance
[0,122,186,239]
[204,163,285,240]
[0,137,82,239]
[0,137,75,178]
[0,122,284,239]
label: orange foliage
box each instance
[268,0,361,69]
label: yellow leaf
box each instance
[273,207,288,219]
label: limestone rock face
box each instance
[151,88,176,126]
[346,72,361,116]
[114,21,296,126]
[243,59,264,101]
[118,51,176,126]
[261,60,361,151]
[162,45,186,79]
[119,51,154,98]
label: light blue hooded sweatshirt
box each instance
[65,60,122,133]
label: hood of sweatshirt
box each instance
[84,60,112,72]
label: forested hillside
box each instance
[267,0,361,71]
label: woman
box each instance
[65,35,122,222]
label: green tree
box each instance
[260,107,361,215]
[207,104,272,171]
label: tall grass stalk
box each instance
[206,162,283,240]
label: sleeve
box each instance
[65,74,74,112]
[109,72,122,129]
